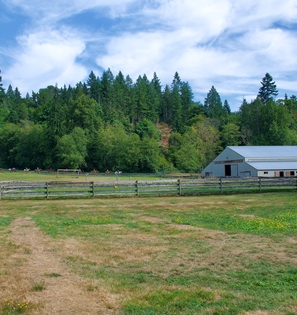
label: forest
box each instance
[0,70,296,173]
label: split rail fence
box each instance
[0,177,296,200]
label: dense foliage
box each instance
[0,70,296,173]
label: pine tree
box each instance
[0,70,3,91]
[135,75,149,121]
[170,85,183,133]
[112,71,130,118]
[257,73,278,104]
[223,100,231,115]
[150,72,162,122]
[180,81,193,124]
[204,86,223,119]
[125,75,137,125]
[0,70,5,103]
[100,68,114,121]
[171,72,182,92]
[87,71,101,102]
[161,85,171,123]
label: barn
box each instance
[201,146,297,178]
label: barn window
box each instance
[264,171,268,174]
[290,171,294,176]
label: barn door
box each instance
[225,165,231,176]
[231,164,238,177]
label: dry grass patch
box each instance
[1,217,120,315]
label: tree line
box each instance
[0,70,296,173]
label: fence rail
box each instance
[0,177,296,200]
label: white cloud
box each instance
[163,0,230,29]
[1,0,297,109]
[6,29,87,93]
[3,0,137,23]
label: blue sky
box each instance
[1,0,297,111]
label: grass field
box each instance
[0,170,161,183]
[0,192,297,314]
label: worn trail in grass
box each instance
[0,217,119,315]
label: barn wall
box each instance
[257,170,297,177]
[202,146,297,178]
[202,148,257,177]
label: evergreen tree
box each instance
[170,85,183,133]
[43,86,68,156]
[204,86,224,119]
[223,100,231,115]
[180,81,193,124]
[135,75,150,121]
[257,73,278,104]
[0,70,8,124]
[125,75,137,125]
[149,72,162,123]
[87,71,101,102]
[6,86,28,123]
[6,84,14,99]
[160,85,171,123]
[100,68,114,121]
[74,82,88,97]
[112,71,130,119]
[171,72,182,92]
[0,70,4,98]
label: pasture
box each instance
[0,170,161,183]
[0,192,297,314]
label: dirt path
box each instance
[3,217,119,315]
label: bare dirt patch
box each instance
[139,216,167,224]
[1,217,119,315]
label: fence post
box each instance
[92,182,95,197]
[220,178,223,193]
[178,179,182,195]
[0,184,2,200]
[259,177,262,192]
[136,181,139,196]
[46,182,49,199]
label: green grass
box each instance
[1,192,297,314]
[0,170,161,183]
[32,282,45,292]
[0,300,32,314]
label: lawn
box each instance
[0,192,297,314]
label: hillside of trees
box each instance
[0,70,296,173]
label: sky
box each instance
[1,0,297,111]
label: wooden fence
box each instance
[0,177,296,200]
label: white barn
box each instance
[201,146,297,178]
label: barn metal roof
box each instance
[228,146,297,158]
[247,161,297,170]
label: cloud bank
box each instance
[1,0,297,110]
